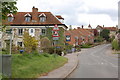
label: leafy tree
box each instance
[23,32,38,53]
[2,2,18,20]
[100,29,110,41]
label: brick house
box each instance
[65,27,94,46]
[1,7,67,49]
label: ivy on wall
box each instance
[44,27,65,46]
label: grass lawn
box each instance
[0,74,2,80]
[12,53,68,78]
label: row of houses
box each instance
[65,26,94,46]
[0,6,119,49]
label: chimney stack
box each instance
[32,6,38,21]
[82,25,84,28]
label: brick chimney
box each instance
[32,6,38,22]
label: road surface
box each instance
[68,44,118,78]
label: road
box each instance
[68,44,118,78]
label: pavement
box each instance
[39,52,79,78]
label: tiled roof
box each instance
[65,28,94,45]
[3,7,67,28]
[6,12,62,25]
[103,27,117,31]
[56,15,64,20]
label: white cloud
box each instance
[16,0,119,28]
[78,14,117,27]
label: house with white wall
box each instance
[1,6,67,49]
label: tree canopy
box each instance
[100,29,110,41]
[2,2,18,20]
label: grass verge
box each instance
[11,53,68,78]
[81,44,92,48]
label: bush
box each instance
[12,45,23,54]
[42,46,64,56]
[112,39,120,50]
[2,48,9,54]
[80,44,92,48]
[42,53,50,57]
[40,37,51,49]
[94,36,104,42]
[109,36,115,42]
[75,45,81,52]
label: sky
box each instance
[16,0,119,28]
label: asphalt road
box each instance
[68,44,118,78]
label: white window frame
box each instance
[25,17,31,22]
[29,28,35,37]
[39,13,46,22]
[8,17,14,22]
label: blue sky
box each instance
[16,0,119,28]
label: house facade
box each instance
[96,25,118,37]
[1,7,67,49]
[65,27,94,46]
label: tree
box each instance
[40,37,51,49]
[2,2,18,20]
[100,29,110,41]
[23,32,38,53]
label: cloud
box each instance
[16,0,119,28]
[88,8,118,21]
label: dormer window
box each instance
[39,13,46,22]
[24,13,31,22]
[25,17,31,22]
[7,14,14,22]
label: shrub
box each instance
[112,39,120,50]
[40,37,51,49]
[94,36,104,42]
[23,32,38,53]
[109,36,115,42]
[80,44,92,48]
[2,48,9,54]
[42,53,50,57]
[42,46,64,56]
[75,45,81,52]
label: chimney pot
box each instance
[82,25,84,28]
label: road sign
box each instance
[52,24,60,31]
[52,31,60,37]
[53,37,59,40]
